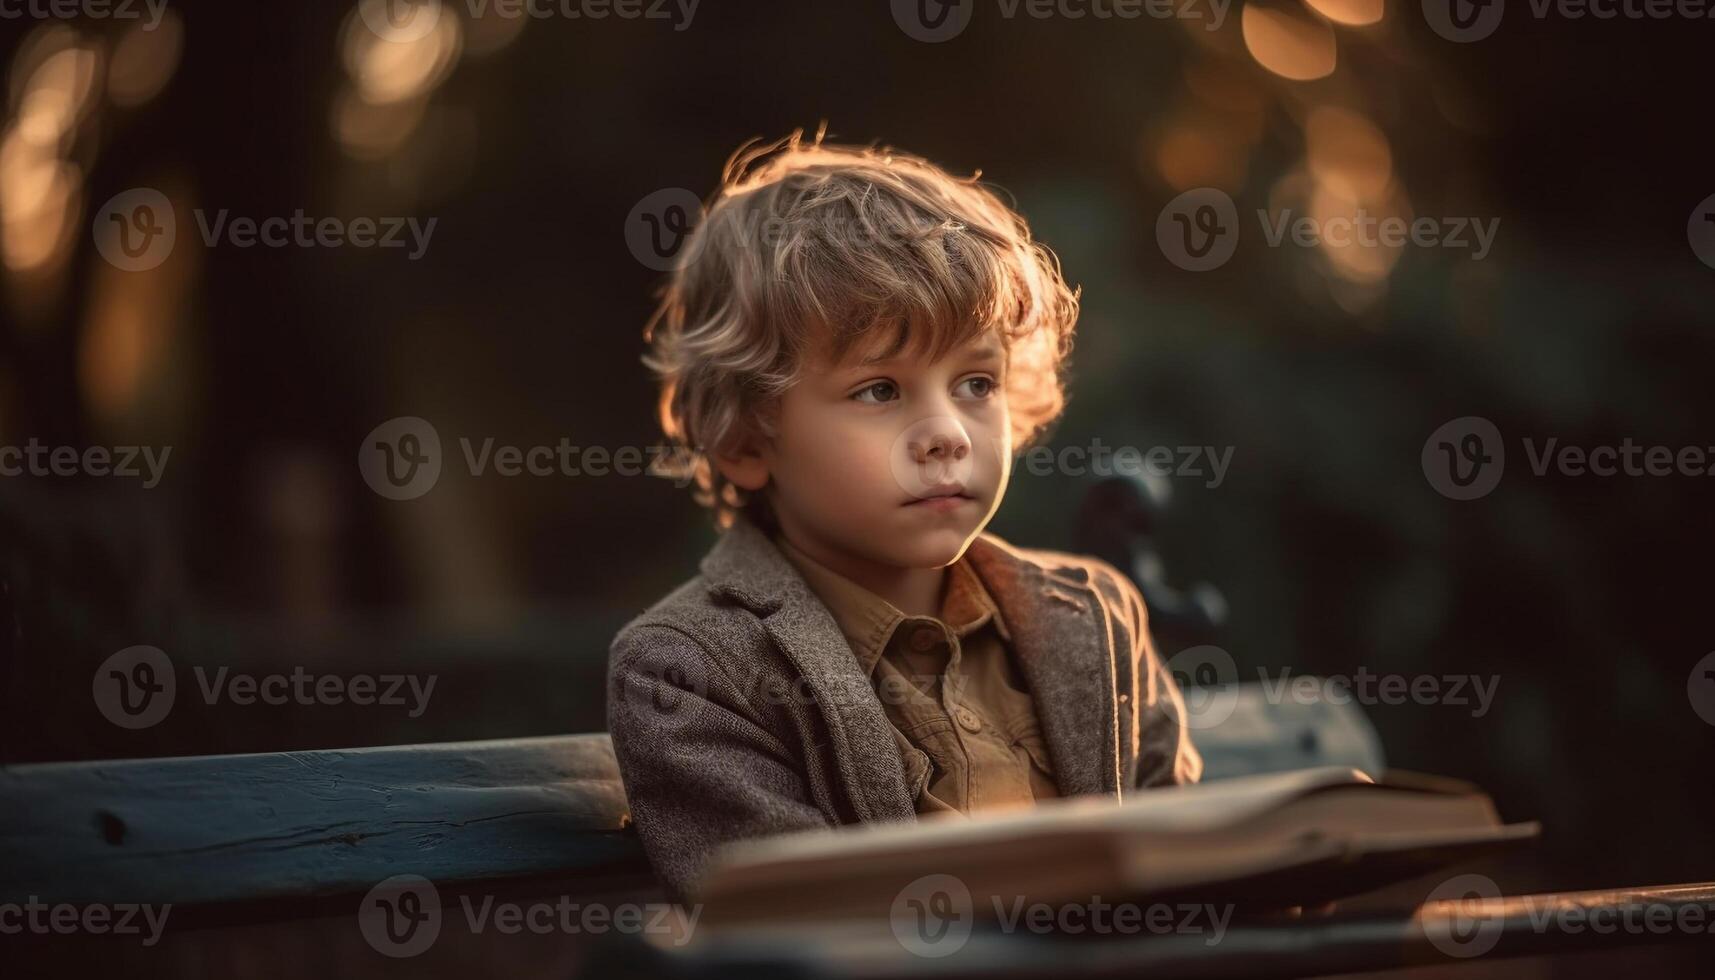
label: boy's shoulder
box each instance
[609,522,1146,666]
[971,532,1149,629]
[607,569,754,662]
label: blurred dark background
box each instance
[2,0,1712,917]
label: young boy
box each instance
[608,131,1202,901]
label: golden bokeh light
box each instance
[0,129,82,274]
[1308,180,1409,284]
[1184,59,1267,123]
[1,30,103,284]
[79,182,197,425]
[108,11,185,107]
[332,89,430,160]
[15,45,100,150]
[1301,0,1385,27]
[1305,105,1393,200]
[464,7,528,57]
[1242,4,1337,81]
[1152,118,1252,192]
[342,5,463,106]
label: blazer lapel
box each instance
[698,516,1120,816]
[964,535,1120,800]
[700,518,917,824]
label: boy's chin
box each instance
[879,523,983,569]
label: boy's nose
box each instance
[908,420,970,465]
[891,415,977,498]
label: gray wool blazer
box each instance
[605,515,1203,900]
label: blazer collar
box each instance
[700,516,1118,807]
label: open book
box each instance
[693,767,1540,926]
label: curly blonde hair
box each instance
[642,128,1081,531]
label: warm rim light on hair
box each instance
[641,128,1081,530]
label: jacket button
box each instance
[954,706,982,733]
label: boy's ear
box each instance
[711,435,770,492]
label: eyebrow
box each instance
[856,329,912,366]
[855,336,1005,368]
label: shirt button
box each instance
[909,626,939,652]
[954,706,982,733]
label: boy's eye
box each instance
[956,376,997,399]
[851,381,899,404]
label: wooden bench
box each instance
[0,683,1381,920]
[9,684,1709,979]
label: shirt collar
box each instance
[773,534,1011,676]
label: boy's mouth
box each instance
[903,484,975,509]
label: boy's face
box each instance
[726,328,1013,572]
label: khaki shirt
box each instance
[775,535,1059,817]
